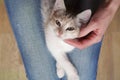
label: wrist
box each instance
[107,0,119,11]
[103,0,119,17]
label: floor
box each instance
[0,0,120,80]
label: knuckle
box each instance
[97,32,103,37]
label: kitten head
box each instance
[49,9,92,40]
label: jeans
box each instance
[4,0,102,80]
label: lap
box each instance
[5,0,102,80]
[68,42,102,80]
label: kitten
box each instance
[41,0,92,80]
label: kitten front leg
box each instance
[54,53,79,80]
[56,62,65,78]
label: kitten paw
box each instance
[57,67,65,78]
[56,63,65,78]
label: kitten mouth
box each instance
[56,33,62,38]
[56,31,63,38]
[57,33,80,40]
[57,35,61,38]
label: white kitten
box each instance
[41,0,92,80]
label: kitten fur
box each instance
[41,0,92,80]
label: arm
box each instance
[65,0,120,49]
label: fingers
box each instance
[65,32,102,49]
[79,21,97,38]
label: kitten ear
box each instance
[75,9,92,25]
[53,0,66,11]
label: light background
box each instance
[0,0,120,80]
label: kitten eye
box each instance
[66,27,75,31]
[55,20,61,26]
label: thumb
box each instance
[79,22,96,37]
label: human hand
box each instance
[65,0,120,49]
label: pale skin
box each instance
[65,0,120,49]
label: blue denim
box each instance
[4,0,102,80]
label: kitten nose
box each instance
[58,31,63,37]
